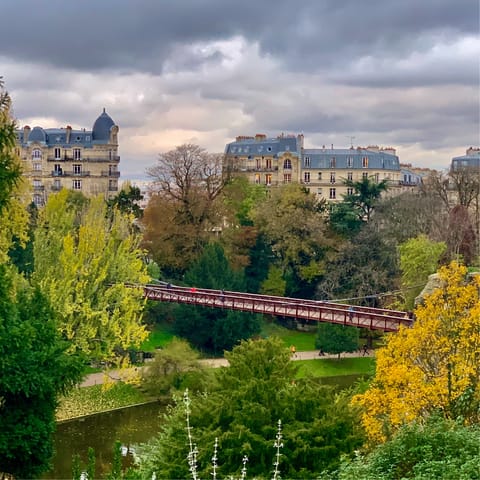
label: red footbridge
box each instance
[139,283,412,332]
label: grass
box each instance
[57,382,152,421]
[296,357,375,378]
[139,325,175,352]
[261,321,316,351]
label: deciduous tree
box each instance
[353,262,480,444]
[315,322,360,358]
[33,190,149,361]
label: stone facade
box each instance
[224,134,419,202]
[15,109,120,206]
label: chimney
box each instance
[23,125,31,142]
[66,125,72,144]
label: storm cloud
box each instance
[1,0,479,176]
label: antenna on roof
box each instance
[346,136,355,148]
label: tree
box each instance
[315,322,360,358]
[353,262,480,444]
[33,190,149,361]
[251,183,330,294]
[399,234,446,309]
[0,78,29,262]
[134,337,364,479]
[107,183,144,218]
[0,266,83,479]
[143,144,228,275]
[316,225,399,307]
[172,243,261,353]
[342,176,389,222]
[446,204,477,265]
[142,338,208,396]
[335,417,480,480]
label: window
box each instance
[73,148,81,160]
[266,158,272,169]
[330,157,336,168]
[362,156,368,168]
[53,179,61,190]
[33,163,42,171]
[267,146,272,152]
[330,172,336,184]
[255,174,260,184]
[374,173,379,183]
[347,156,353,168]
[283,173,292,183]
[329,188,336,199]
[347,172,353,181]
[32,149,42,159]
[265,174,272,186]
[317,172,322,181]
[317,188,322,195]
[304,172,310,183]
[347,187,354,195]
[256,158,261,169]
[33,194,43,206]
[54,147,61,159]
[33,179,42,188]
[362,172,368,180]
[283,159,292,169]
[73,179,82,190]
[304,156,311,167]
[53,164,62,176]
[73,164,82,175]
[109,180,117,191]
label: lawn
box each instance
[139,325,175,352]
[261,321,316,351]
[296,357,375,378]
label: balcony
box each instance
[51,170,90,177]
[101,170,121,177]
[108,186,119,192]
[33,185,45,191]
[47,155,120,163]
[51,184,63,191]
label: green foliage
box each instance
[329,202,363,237]
[56,382,149,421]
[342,176,389,222]
[260,265,287,296]
[108,184,144,218]
[0,265,83,479]
[315,323,360,358]
[173,243,261,353]
[142,338,208,396]
[399,234,447,308]
[135,338,364,478]
[33,190,149,361]
[334,417,480,480]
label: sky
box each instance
[1,0,479,178]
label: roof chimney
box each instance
[66,125,72,144]
[23,125,31,142]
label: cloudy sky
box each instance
[1,0,479,177]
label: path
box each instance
[80,349,374,387]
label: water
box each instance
[45,374,369,479]
[43,401,165,479]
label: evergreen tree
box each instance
[173,243,261,353]
[315,322,360,358]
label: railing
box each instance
[51,170,90,176]
[47,155,120,163]
[101,171,121,177]
[134,284,413,332]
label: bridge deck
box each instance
[140,284,412,332]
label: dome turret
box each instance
[29,126,46,143]
[92,108,115,142]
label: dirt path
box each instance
[80,349,374,387]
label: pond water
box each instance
[44,374,369,479]
[43,401,166,479]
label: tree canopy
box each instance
[315,322,360,358]
[353,262,480,444]
[33,190,149,361]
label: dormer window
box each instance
[330,157,336,168]
[362,156,369,168]
[304,156,310,167]
[73,148,81,160]
[283,159,292,169]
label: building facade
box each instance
[16,109,120,206]
[451,147,480,171]
[224,134,412,202]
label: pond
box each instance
[43,401,166,479]
[44,374,370,479]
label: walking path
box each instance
[80,349,374,387]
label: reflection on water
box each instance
[44,374,370,479]
[43,402,165,479]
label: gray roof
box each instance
[451,151,480,169]
[302,148,400,170]
[16,110,116,147]
[225,135,300,157]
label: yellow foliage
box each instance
[353,262,480,444]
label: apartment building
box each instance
[16,109,120,206]
[224,134,413,202]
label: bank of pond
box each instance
[45,359,373,479]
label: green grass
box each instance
[261,321,316,351]
[296,357,375,378]
[140,325,175,352]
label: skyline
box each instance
[1,0,479,177]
